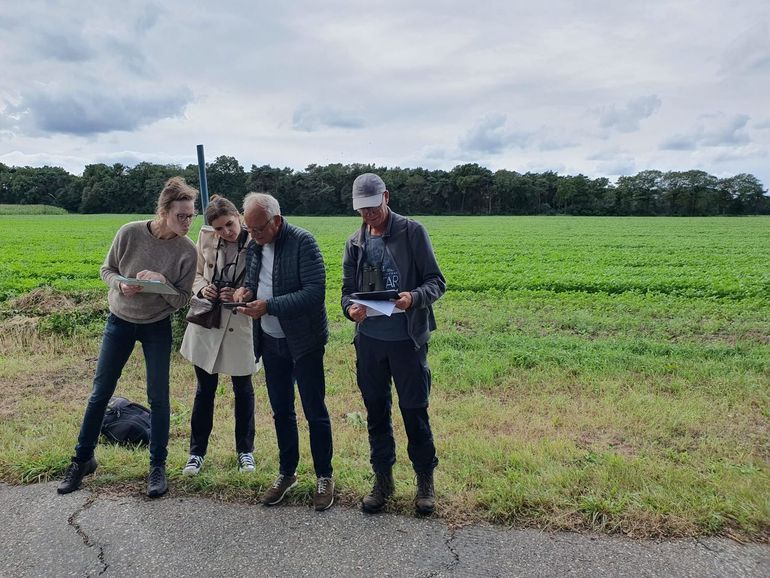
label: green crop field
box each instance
[0,214,768,540]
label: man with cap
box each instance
[341,173,446,516]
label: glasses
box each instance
[359,205,382,216]
[176,212,197,223]
[245,218,273,235]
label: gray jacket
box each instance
[341,211,446,348]
[245,218,328,361]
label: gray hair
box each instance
[243,192,281,219]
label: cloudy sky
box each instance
[1,0,769,185]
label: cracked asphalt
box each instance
[1,483,768,577]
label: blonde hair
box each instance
[156,177,199,217]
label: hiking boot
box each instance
[313,477,335,511]
[361,470,394,514]
[238,452,256,473]
[183,455,204,476]
[414,471,435,516]
[147,465,168,498]
[57,457,97,494]
[262,473,297,506]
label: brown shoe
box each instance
[361,470,394,514]
[313,477,335,511]
[262,473,297,505]
[414,471,435,516]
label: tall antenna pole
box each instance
[196,144,210,225]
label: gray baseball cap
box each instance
[352,173,387,211]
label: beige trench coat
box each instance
[180,225,257,376]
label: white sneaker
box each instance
[238,452,256,473]
[183,455,204,476]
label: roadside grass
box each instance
[1,288,767,540]
[0,215,767,541]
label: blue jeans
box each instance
[355,333,438,474]
[261,334,333,478]
[75,313,172,466]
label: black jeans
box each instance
[189,365,255,456]
[75,314,172,466]
[355,333,438,474]
[261,334,333,478]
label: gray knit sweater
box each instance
[101,221,197,324]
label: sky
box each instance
[1,0,769,185]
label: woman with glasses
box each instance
[58,176,199,499]
[180,195,257,476]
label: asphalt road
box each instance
[1,483,767,577]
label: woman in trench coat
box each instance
[180,195,257,475]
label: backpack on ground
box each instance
[101,396,151,446]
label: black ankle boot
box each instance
[361,470,394,513]
[414,471,435,515]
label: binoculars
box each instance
[362,265,385,292]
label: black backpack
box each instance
[101,397,151,446]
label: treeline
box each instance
[1,158,767,216]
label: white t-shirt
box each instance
[256,243,286,338]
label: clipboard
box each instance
[351,290,400,300]
[116,276,179,295]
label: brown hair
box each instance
[205,194,240,224]
[156,176,199,217]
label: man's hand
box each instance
[237,299,268,319]
[233,287,253,302]
[348,303,367,323]
[394,291,413,311]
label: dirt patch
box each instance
[0,363,94,419]
[576,430,638,458]
[11,287,77,315]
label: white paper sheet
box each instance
[350,298,399,317]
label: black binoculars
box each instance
[362,265,385,292]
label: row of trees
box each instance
[1,158,767,216]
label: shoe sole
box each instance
[239,467,255,473]
[314,494,335,512]
[262,479,298,506]
[182,468,200,476]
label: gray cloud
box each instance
[597,95,661,133]
[660,113,750,150]
[34,32,94,63]
[2,89,192,136]
[458,114,531,154]
[660,135,698,151]
[292,103,365,132]
[720,23,770,77]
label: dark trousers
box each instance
[189,365,255,456]
[261,334,333,478]
[75,314,171,466]
[355,333,438,474]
